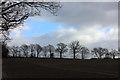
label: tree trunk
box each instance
[94,52,99,59]
[113,54,115,59]
[37,52,39,58]
[99,53,102,59]
[99,56,102,59]
[26,54,27,58]
[13,53,15,57]
[81,52,84,59]
[73,50,75,59]
[60,52,62,58]
[34,53,36,58]
[44,53,47,58]
[50,51,52,58]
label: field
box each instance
[2,58,120,80]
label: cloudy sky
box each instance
[8,2,118,50]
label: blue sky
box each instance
[97,26,111,33]
[104,27,111,33]
[21,18,65,38]
[21,18,111,38]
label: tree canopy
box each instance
[0,0,61,43]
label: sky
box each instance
[8,2,118,50]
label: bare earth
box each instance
[2,58,120,79]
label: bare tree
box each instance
[11,46,19,57]
[109,49,119,59]
[104,50,111,59]
[30,44,35,57]
[91,47,108,59]
[118,48,120,58]
[69,41,81,59]
[47,44,55,58]
[79,47,89,59]
[42,46,48,58]
[56,43,68,59]
[34,44,42,58]
[17,48,22,57]
[0,1,61,42]
[21,44,29,58]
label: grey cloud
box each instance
[88,40,118,50]
[39,2,118,28]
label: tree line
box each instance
[5,41,120,59]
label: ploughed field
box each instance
[2,58,120,79]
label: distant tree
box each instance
[91,47,108,59]
[56,43,68,58]
[34,44,42,58]
[69,41,81,59]
[29,44,35,57]
[109,49,119,59]
[117,48,120,58]
[17,47,22,57]
[42,46,48,58]
[104,51,111,59]
[11,46,19,57]
[79,47,89,59]
[47,44,55,58]
[21,44,29,58]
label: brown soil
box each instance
[2,58,120,79]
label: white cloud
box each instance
[10,25,30,38]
